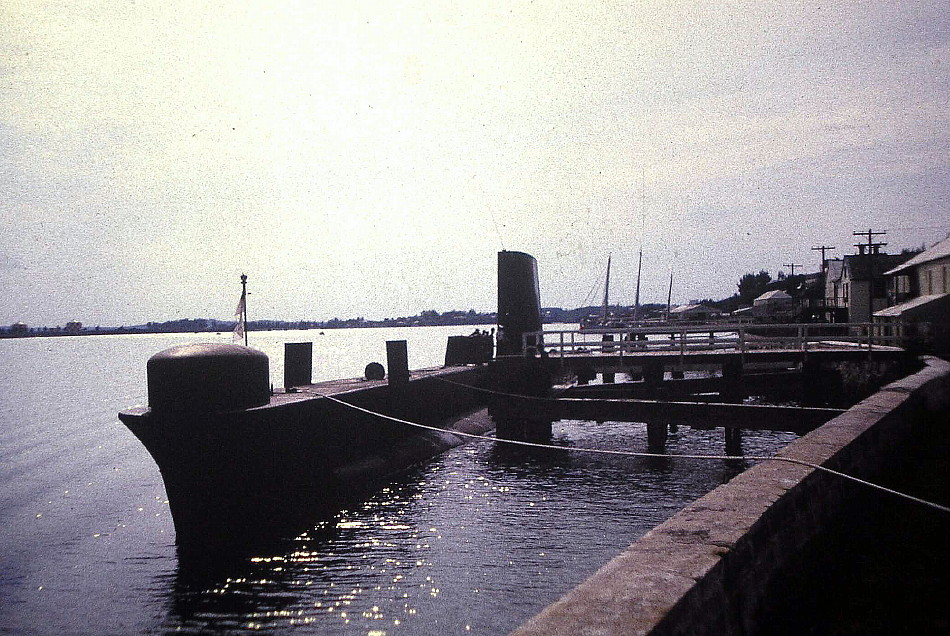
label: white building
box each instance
[876,237,950,352]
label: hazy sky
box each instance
[3,1,948,326]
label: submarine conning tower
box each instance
[147,343,270,414]
[497,250,543,356]
[493,250,552,441]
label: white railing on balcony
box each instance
[520,323,904,359]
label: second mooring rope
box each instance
[306,386,950,515]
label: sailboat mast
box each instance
[666,269,674,321]
[602,254,611,326]
[633,167,646,324]
[633,249,642,323]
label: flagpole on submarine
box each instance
[234,273,248,347]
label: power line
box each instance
[853,229,887,322]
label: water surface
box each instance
[0,328,797,635]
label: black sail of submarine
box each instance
[496,250,543,356]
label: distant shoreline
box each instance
[0,318,499,339]
[1,304,642,339]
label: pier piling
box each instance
[725,426,743,455]
[646,421,668,452]
[644,363,664,386]
[490,357,553,441]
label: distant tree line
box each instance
[6,248,929,339]
[0,309,499,338]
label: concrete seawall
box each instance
[511,356,950,636]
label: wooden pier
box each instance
[489,323,909,448]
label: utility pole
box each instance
[853,229,887,323]
[783,263,803,277]
[811,245,836,273]
[853,229,887,255]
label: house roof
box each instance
[670,303,714,313]
[884,237,950,275]
[873,293,949,317]
[843,253,913,281]
[754,289,792,302]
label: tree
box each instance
[737,270,772,305]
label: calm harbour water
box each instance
[0,327,798,635]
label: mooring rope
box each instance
[307,386,950,515]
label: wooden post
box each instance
[647,422,668,452]
[644,363,664,386]
[725,427,743,456]
[739,325,747,365]
[722,360,744,403]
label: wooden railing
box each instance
[521,323,904,359]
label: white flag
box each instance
[233,290,246,343]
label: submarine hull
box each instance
[119,365,492,559]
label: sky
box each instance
[2,0,948,327]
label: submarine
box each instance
[118,251,545,559]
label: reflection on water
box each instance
[157,421,794,635]
[0,329,797,635]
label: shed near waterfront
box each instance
[752,289,795,320]
[669,303,719,321]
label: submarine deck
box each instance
[119,364,485,419]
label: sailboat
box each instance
[578,174,652,330]
[579,252,646,330]
[578,255,614,330]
